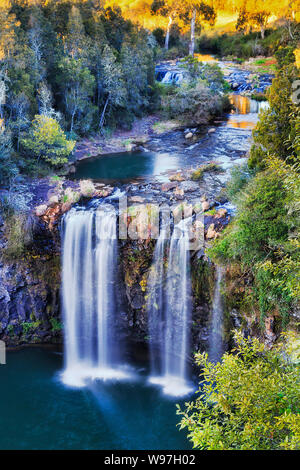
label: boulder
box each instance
[161,182,177,192]
[180,181,199,192]
[185,132,193,139]
[208,128,216,134]
[206,223,217,239]
[215,208,228,218]
[173,187,184,200]
[35,204,48,217]
[61,202,72,214]
[48,195,59,207]
[169,173,185,182]
[201,201,210,212]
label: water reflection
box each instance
[194,53,216,62]
[229,94,269,114]
[73,151,180,182]
[227,94,269,130]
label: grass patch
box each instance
[251,92,267,101]
[191,163,223,181]
[152,120,181,135]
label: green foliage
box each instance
[191,163,223,181]
[275,46,296,68]
[50,317,62,332]
[0,127,18,185]
[197,24,300,59]
[224,164,256,201]
[249,63,299,170]
[177,332,300,450]
[211,171,289,264]
[21,115,75,167]
[2,211,30,259]
[159,61,229,125]
[0,2,158,173]
[163,81,225,125]
[209,165,300,324]
[57,57,96,134]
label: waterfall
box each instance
[147,228,167,377]
[208,265,225,362]
[61,205,127,387]
[147,221,193,396]
[161,71,183,85]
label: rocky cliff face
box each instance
[0,255,61,347]
[0,210,62,347]
[0,210,218,352]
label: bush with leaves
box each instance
[21,115,75,167]
[249,62,299,170]
[177,332,300,450]
[163,81,225,126]
[209,166,299,324]
[0,127,18,185]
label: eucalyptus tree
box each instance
[57,57,95,134]
[151,0,181,50]
[99,44,127,130]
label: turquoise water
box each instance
[0,349,192,450]
[73,151,180,181]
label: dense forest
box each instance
[0,0,162,181]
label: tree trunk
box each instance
[70,109,75,133]
[189,9,196,57]
[99,96,110,131]
[165,16,173,50]
[260,25,265,39]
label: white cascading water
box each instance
[161,71,183,85]
[147,220,193,396]
[61,205,127,387]
[208,265,225,362]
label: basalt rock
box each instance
[0,255,61,347]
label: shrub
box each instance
[211,170,289,264]
[225,164,256,201]
[21,115,76,167]
[2,211,32,258]
[249,63,299,170]
[177,332,300,450]
[191,163,223,181]
[164,82,224,125]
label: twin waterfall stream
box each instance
[61,205,224,395]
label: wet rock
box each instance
[180,181,199,192]
[215,208,228,218]
[206,223,217,239]
[48,195,59,207]
[161,182,177,192]
[169,173,185,182]
[173,187,185,200]
[61,202,72,214]
[264,316,276,345]
[185,132,193,139]
[35,204,48,217]
[202,201,210,212]
[208,128,216,134]
[131,292,144,310]
[232,82,239,90]
[129,196,145,204]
